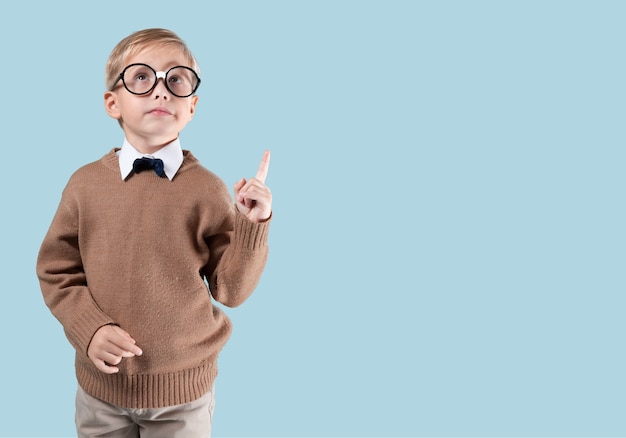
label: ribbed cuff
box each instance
[70,304,116,354]
[232,209,271,251]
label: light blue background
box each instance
[1,0,624,436]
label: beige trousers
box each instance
[75,385,215,438]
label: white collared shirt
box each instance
[116,138,184,181]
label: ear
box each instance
[104,91,121,120]
[188,95,199,121]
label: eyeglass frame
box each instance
[110,63,201,98]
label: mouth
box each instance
[148,107,173,116]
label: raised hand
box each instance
[87,325,143,374]
[234,150,272,223]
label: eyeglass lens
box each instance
[122,64,199,97]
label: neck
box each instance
[125,134,178,155]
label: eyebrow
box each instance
[131,62,192,71]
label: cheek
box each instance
[117,97,141,118]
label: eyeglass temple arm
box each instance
[110,74,123,91]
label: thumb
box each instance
[234,178,246,199]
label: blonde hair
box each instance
[105,28,200,91]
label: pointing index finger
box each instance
[255,150,270,183]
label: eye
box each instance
[168,75,183,85]
[126,66,153,82]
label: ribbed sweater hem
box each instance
[76,359,218,409]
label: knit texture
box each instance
[37,148,270,409]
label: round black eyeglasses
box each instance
[111,63,201,98]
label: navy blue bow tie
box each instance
[133,157,165,177]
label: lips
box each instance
[148,107,173,116]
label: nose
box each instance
[152,78,170,99]
[152,72,170,99]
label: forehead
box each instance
[125,45,192,70]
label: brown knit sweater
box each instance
[36,148,269,409]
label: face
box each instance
[104,45,199,154]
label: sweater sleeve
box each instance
[36,191,115,354]
[205,208,270,307]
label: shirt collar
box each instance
[117,138,184,181]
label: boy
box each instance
[36,28,271,437]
